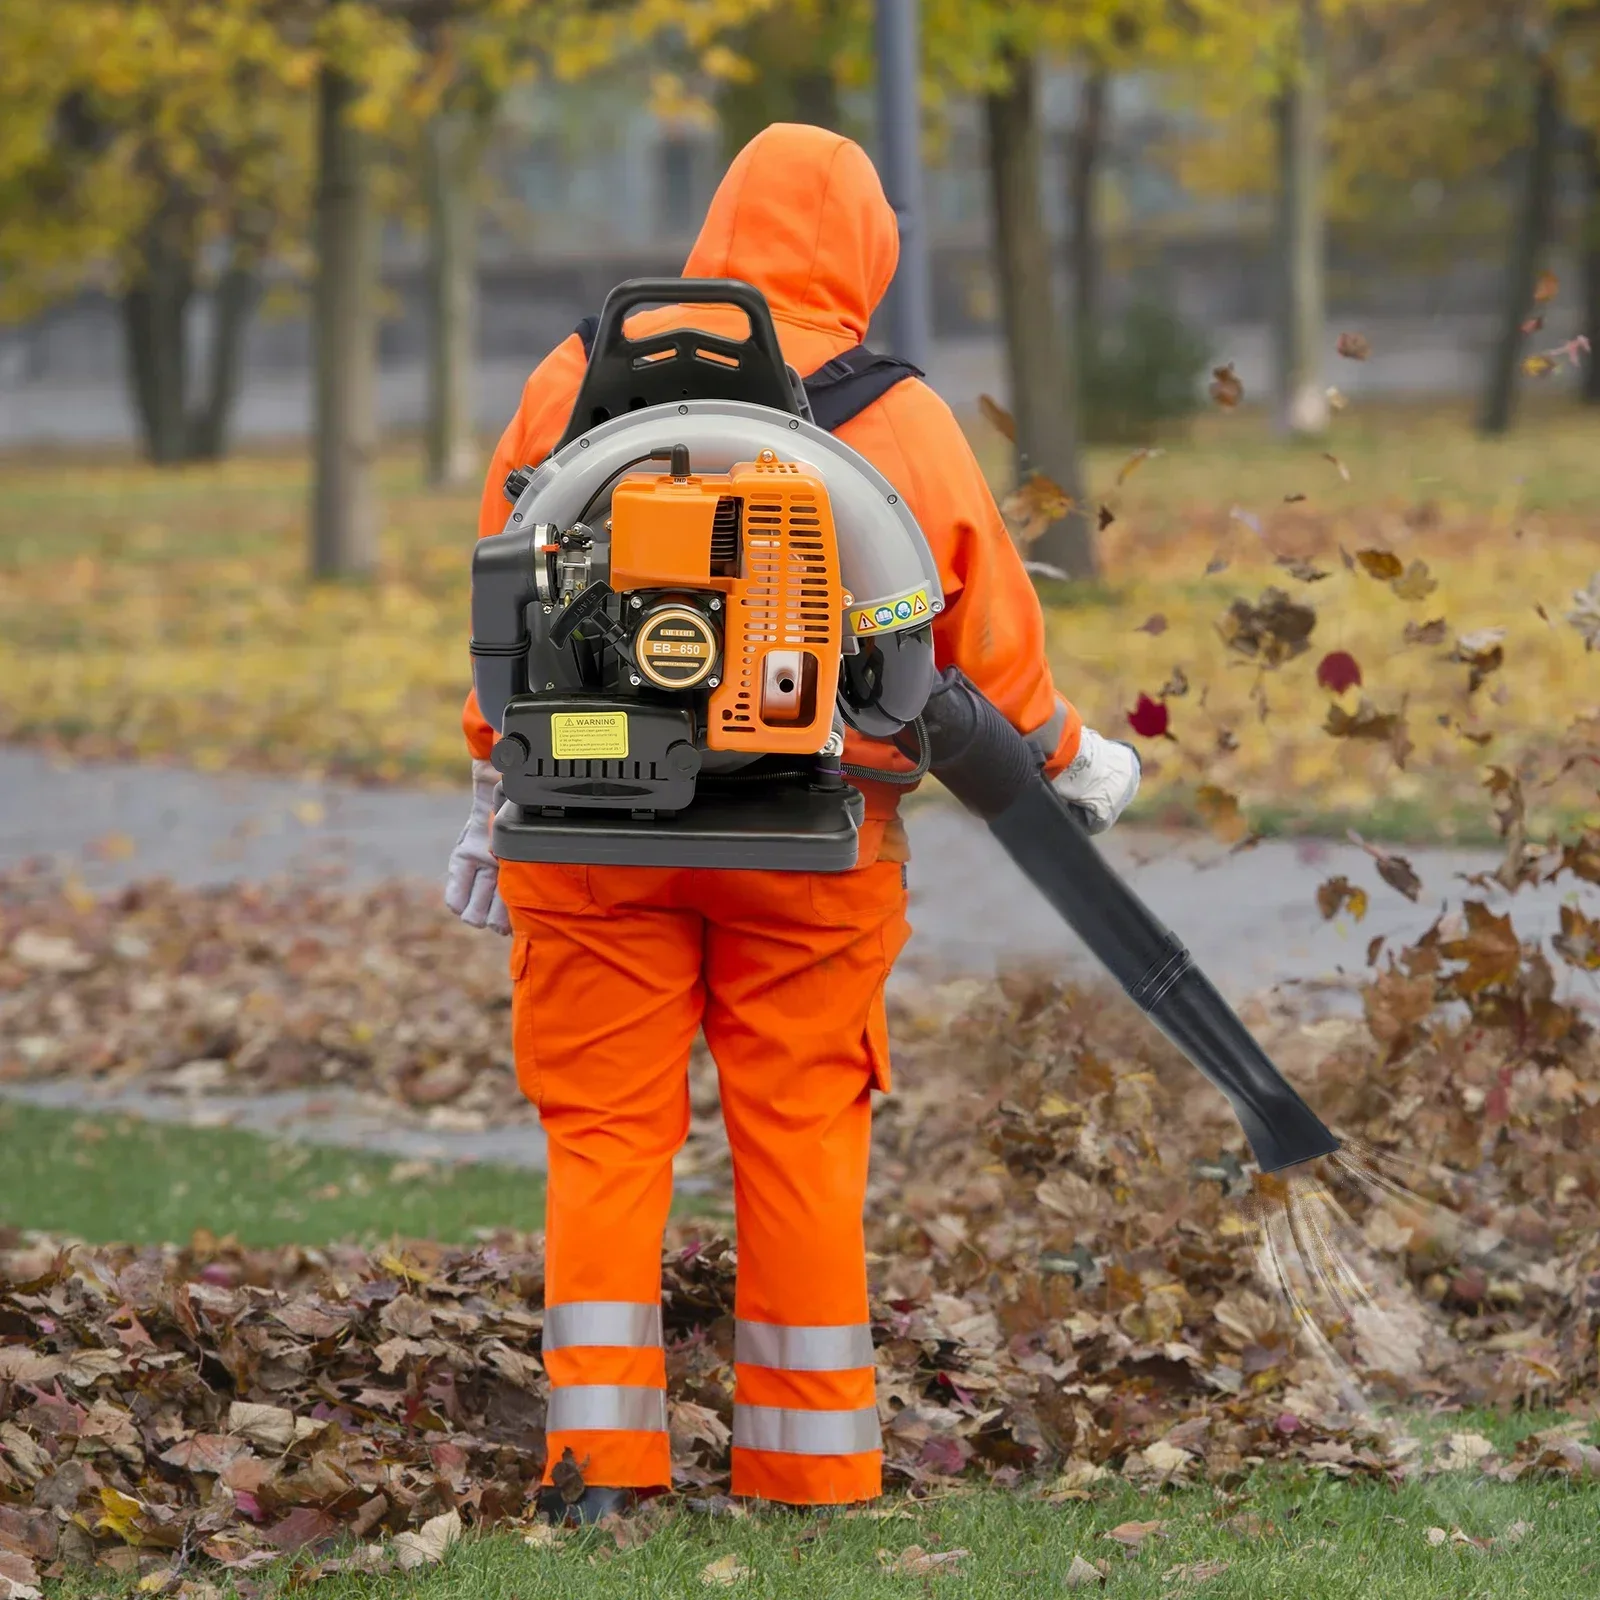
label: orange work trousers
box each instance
[506,847,910,1506]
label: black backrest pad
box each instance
[572,313,922,436]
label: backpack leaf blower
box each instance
[469,278,1340,1173]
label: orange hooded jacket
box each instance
[463,123,1082,888]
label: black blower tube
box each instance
[919,668,1340,1174]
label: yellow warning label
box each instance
[850,587,932,636]
[551,711,629,760]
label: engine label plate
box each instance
[848,585,937,637]
[550,712,629,760]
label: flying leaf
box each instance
[1217,588,1316,666]
[1098,504,1116,531]
[1523,353,1556,378]
[1209,363,1244,408]
[1135,614,1168,636]
[978,394,1015,441]
[1116,446,1165,485]
[1277,555,1329,582]
[1128,694,1171,739]
[1349,831,1423,902]
[1326,700,1413,767]
[1567,573,1600,651]
[1336,332,1370,360]
[1282,492,1308,504]
[1554,333,1591,367]
[1355,548,1403,581]
[1196,785,1249,844]
[1161,664,1190,698]
[1520,314,1544,334]
[1000,474,1074,546]
[1316,650,1362,693]
[1390,559,1438,601]
[1228,504,1263,537]
[1439,901,1521,994]
[1552,905,1600,971]
[1403,617,1448,646]
[1204,552,1230,576]
[1325,386,1348,411]
[1450,627,1506,692]
[1533,270,1559,303]
[1322,453,1351,482]
[1316,876,1369,922]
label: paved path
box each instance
[4,746,1591,1170]
[3,745,1583,999]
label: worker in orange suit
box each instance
[444,123,1140,1520]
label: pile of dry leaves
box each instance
[2,798,1600,1585]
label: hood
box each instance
[682,123,900,371]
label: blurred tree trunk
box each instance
[423,108,487,488]
[1067,66,1108,384]
[985,53,1094,581]
[1480,59,1560,435]
[310,65,379,581]
[717,1,842,160]
[1271,0,1328,438]
[121,210,194,465]
[1582,130,1600,406]
[188,257,259,460]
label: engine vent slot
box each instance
[710,495,742,578]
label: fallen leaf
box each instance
[700,1553,751,1585]
[1127,694,1171,739]
[1103,1520,1164,1549]
[550,1447,586,1505]
[392,1510,461,1572]
[1064,1553,1106,1587]
[1209,363,1243,408]
[978,394,1016,442]
[1135,613,1168,636]
[1426,1526,1449,1546]
[1316,650,1362,693]
[226,1403,295,1453]
[1165,1559,1232,1584]
[883,1545,969,1575]
[1336,331,1370,360]
[1316,876,1369,922]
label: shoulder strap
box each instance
[568,313,919,435]
[800,346,924,433]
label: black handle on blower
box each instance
[918,667,1340,1174]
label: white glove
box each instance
[1053,727,1141,835]
[444,759,510,934]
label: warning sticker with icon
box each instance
[849,586,937,636]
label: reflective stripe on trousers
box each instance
[733,1318,880,1456]
[543,1300,667,1437]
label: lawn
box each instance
[1,401,1596,841]
[0,1099,545,1247]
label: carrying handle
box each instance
[556,278,799,449]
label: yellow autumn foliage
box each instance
[0,402,1596,843]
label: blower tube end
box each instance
[918,669,1341,1175]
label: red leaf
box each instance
[1128,694,1170,739]
[1316,650,1363,694]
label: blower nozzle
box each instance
[917,669,1340,1174]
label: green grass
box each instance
[0,1100,545,1247]
[48,1462,1600,1599]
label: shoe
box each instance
[537,1485,639,1525]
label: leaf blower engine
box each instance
[470,280,944,872]
[470,279,1340,1173]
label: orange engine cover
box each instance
[608,456,843,755]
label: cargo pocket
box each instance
[501,862,594,916]
[864,976,894,1094]
[807,857,907,929]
